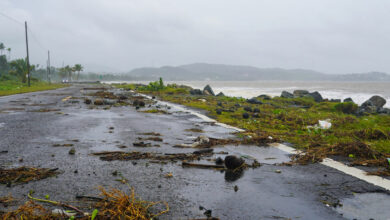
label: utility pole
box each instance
[25,21,31,87]
[47,50,51,83]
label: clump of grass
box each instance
[141,109,170,114]
[334,102,358,114]
[95,186,169,219]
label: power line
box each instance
[0,11,47,51]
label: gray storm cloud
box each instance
[0,0,389,73]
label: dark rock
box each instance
[69,147,76,155]
[253,108,260,113]
[363,95,386,109]
[133,100,140,106]
[224,155,245,169]
[84,98,92,104]
[217,102,223,107]
[215,157,224,165]
[343,97,354,102]
[293,90,309,97]
[225,169,244,181]
[243,106,252,112]
[193,149,213,155]
[234,103,241,107]
[152,96,156,99]
[190,89,203,95]
[203,85,215,96]
[378,107,390,115]
[216,92,225,96]
[281,91,294,98]
[216,109,222,115]
[258,94,271,100]
[242,112,249,119]
[118,95,128,100]
[247,97,263,105]
[139,101,145,107]
[305,91,323,102]
[330,99,341,103]
[94,99,104,105]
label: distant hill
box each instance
[125,63,390,81]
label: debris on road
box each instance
[0,167,59,186]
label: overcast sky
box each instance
[1,0,390,73]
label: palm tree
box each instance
[73,64,83,80]
[64,65,73,81]
[9,59,35,83]
[0,43,5,55]
[7,48,11,60]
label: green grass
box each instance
[0,80,68,96]
[114,83,390,157]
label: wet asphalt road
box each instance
[0,84,390,220]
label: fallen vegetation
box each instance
[0,167,59,186]
[92,150,213,162]
[0,186,169,220]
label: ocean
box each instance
[107,80,390,108]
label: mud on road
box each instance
[0,84,389,219]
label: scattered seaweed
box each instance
[52,143,74,147]
[89,91,118,99]
[141,109,170,114]
[95,186,169,219]
[0,167,59,186]
[137,137,163,142]
[92,150,213,162]
[0,186,169,220]
[29,109,60,113]
[185,128,204,133]
[138,132,161,136]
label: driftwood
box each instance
[182,161,225,169]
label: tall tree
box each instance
[0,43,4,55]
[7,48,11,60]
[9,59,35,83]
[73,64,84,80]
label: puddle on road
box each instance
[214,145,291,164]
[336,192,390,220]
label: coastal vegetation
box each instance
[114,79,390,174]
[0,42,83,96]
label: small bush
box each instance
[334,102,358,114]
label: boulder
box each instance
[253,108,260,113]
[216,109,222,115]
[84,98,92,105]
[217,102,223,107]
[247,97,263,105]
[234,103,241,107]
[378,107,390,115]
[343,97,354,103]
[281,91,294,98]
[224,155,245,169]
[362,95,386,109]
[258,94,271,100]
[330,99,341,103]
[358,96,387,115]
[190,89,203,95]
[293,90,309,97]
[242,112,249,119]
[244,106,252,112]
[305,91,323,102]
[216,92,225,96]
[203,85,215,96]
[94,99,104,105]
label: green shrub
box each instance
[334,102,358,114]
